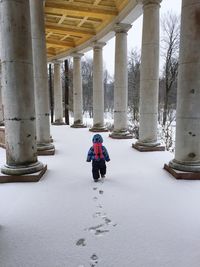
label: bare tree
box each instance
[160,11,180,151]
[82,57,93,117]
[104,69,114,113]
[128,48,141,138]
[161,11,180,126]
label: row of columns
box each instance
[65,0,200,176]
[0,0,53,176]
[62,0,162,145]
[0,0,200,178]
[50,0,162,145]
[45,0,161,144]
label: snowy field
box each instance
[1,125,200,267]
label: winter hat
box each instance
[92,134,103,143]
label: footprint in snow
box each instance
[95,229,109,236]
[76,238,86,247]
[90,254,98,266]
[88,224,104,231]
[92,211,106,218]
[102,216,112,225]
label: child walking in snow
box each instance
[87,134,110,182]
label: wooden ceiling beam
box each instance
[45,22,96,36]
[46,39,75,48]
[47,13,102,24]
[45,2,118,17]
[94,0,102,5]
[58,14,66,24]
[47,49,56,56]
[78,16,89,27]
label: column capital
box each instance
[142,0,161,7]
[114,23,132,34]
[92,41,106,50]
[71,52,84,59]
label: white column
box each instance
[169,0,200,172]
[29,0,54,151]
[0,60,4,126]
[90,42,107,132]
[136,0,161,147]
[53,61,64,125]
[71,53,86,128]
[110,23,132,139]
[0,10,4,126]
[0,0,44,175]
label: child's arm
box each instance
[103,146,110,162]
[86,147,93,162]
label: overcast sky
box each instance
[85,0,182,76]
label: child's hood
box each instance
[92,134,103,143]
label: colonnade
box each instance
[0,0,200,179]
[0,0,44,176]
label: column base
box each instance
[169,159,200,173]
[1,161,45,176]
[37,143,55,156]
[71,122,86,128]
[109,130,133,139]
[132,142,165,152]
[164,163,200,180]
[0,164,47,183]
[89,125,108,132]
[52,121,66,126]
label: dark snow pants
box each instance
[92,159,106,180]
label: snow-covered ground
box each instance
[1,125,200,267]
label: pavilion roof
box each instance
[44,0,140,60]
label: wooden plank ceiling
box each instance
[45,0,130,59]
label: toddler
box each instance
[87,134,110,182]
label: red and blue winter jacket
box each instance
[87,134,110,162]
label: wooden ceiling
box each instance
[44,0,130,59]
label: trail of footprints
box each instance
[76,180,117,266]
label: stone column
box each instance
[133,0,164,151]
[71,53,86,128]
[0,0,44,176]
[166,0,200,175]
[0,11,4,126]
[109,23,132,139]
[29,0,54,153]
[53,61,65,125]
[90,42,107,132]
[0,60,4,126]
